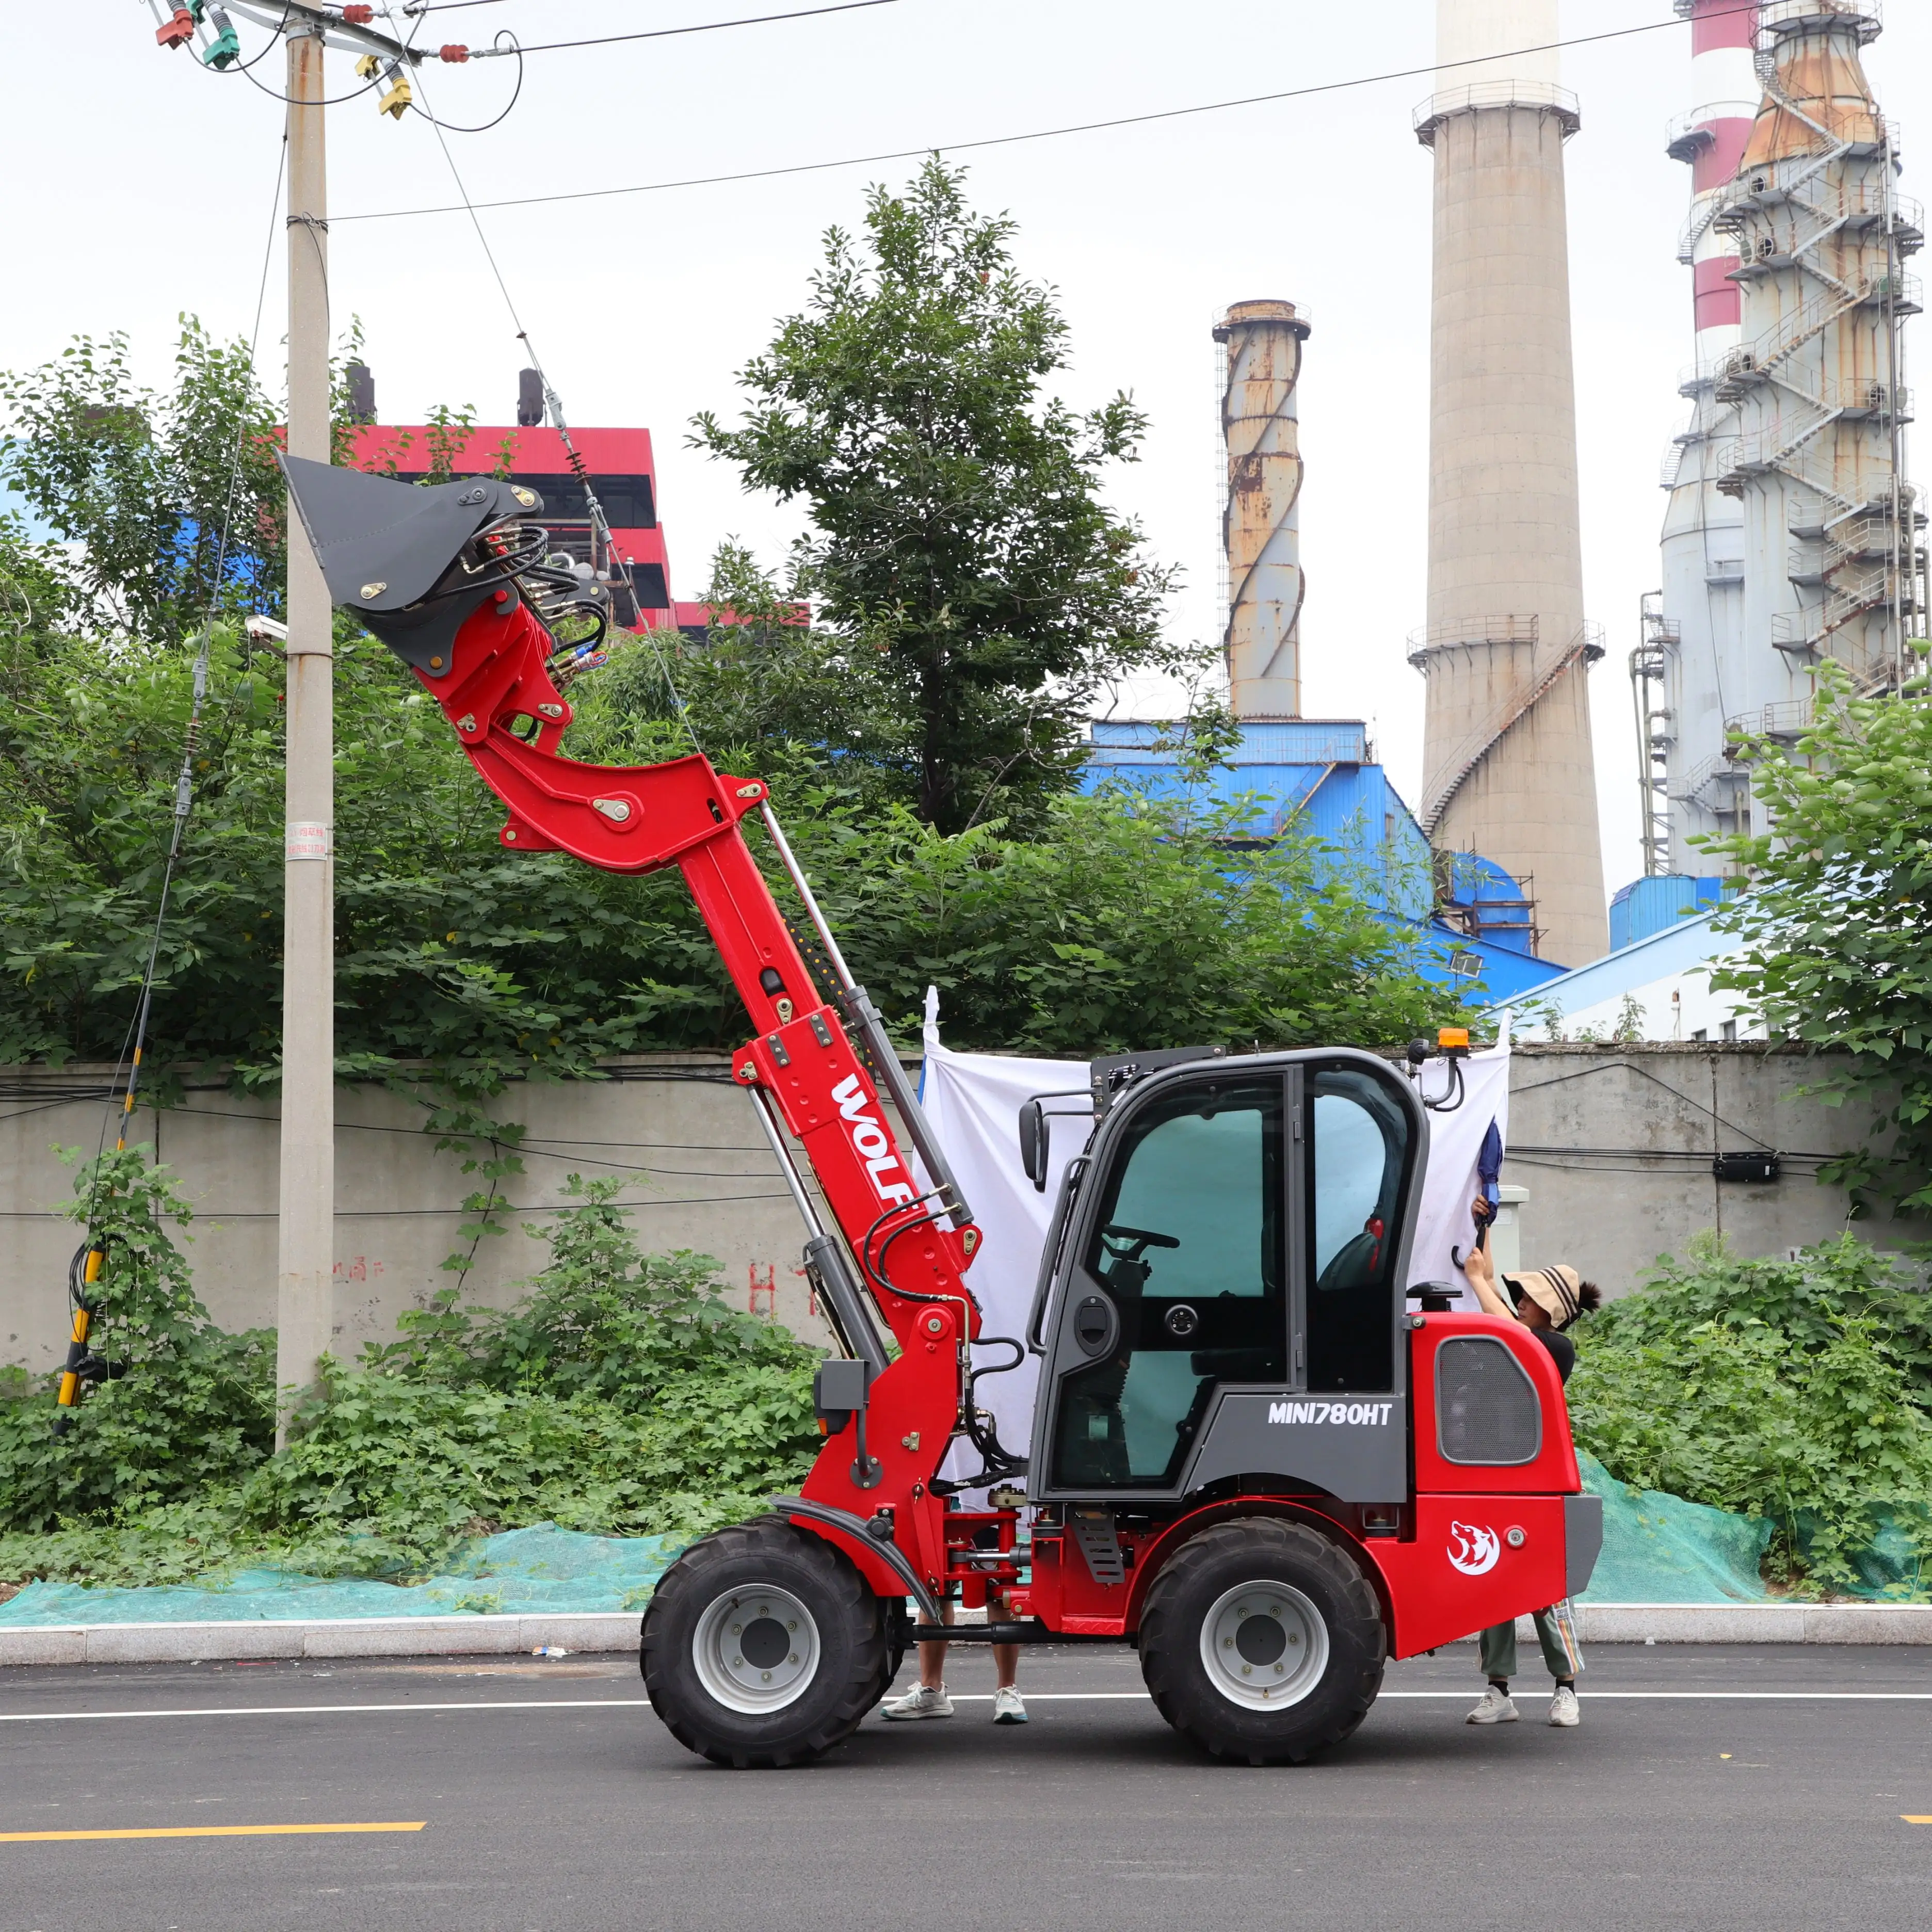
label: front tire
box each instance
[1139,1517,1386,1765]
[641,1517,886,1767]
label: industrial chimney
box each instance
[1410,0,1608,965]
[1216,300,1310,718]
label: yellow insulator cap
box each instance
[378,76,413,119]
[355,53,379,78]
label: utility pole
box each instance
[277,19,335,1440]
[144,5,441,1440]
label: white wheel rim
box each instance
[1198,1577,1329,1710]
[691,1583,822,1716]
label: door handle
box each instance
[1073,1293,1117,1358]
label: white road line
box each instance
[3,1689,1931,1722]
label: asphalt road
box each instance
[3,1643,1930,1931]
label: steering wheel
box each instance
[1099,1224,1181,1263]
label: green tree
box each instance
[693,158,1186,833]
[0,321,285,642]
[1704,650,1932,1217]
[1,317,1460,1084]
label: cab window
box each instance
[1306,1066,1411,1392]
[1050,1078,1284,1489]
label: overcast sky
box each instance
[12,2,1930,894]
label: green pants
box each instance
[1479,1598,1582,1682]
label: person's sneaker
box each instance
[1466,1684,1519,1725]
[992,1685,1028,1725]
[881,1682,953,1720]
[1548,1684,1581,1727]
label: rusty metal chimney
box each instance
[1216,300,1311,719]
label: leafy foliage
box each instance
[694,158,1189,832]
[782,787,1466,1055]
[1569,1234,1932,1592]
[0,323,285,642]
[0,1150,274,1535]
[0,1170,819,1588]
[1704,650,1932,1216]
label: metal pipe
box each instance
[748,1087,891,1375]
[759,801,857,990]
[747,1084,826,1237]
[758,799,973,1228]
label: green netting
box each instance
[0,1526,680,1626]
[1794,1503,1931,1601]
[0,1463,1863,1624]
[1576,1450,1771,1603]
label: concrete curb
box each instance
[0,1612,640,1668]
[3,1601,1931,1667]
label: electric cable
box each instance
[335,3,1768,224]
[405,58,705,743]
[462,0,900,57]
[406,28,521,131]
[57,125,289,1435]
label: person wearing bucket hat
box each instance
[1459,1199,1600,1729]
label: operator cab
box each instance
[1026,1049,1422,1507]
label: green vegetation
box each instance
[0,1156,819,1591]
[1571,1233,1932,1595]
[1705,648,1932,1218]
[693,158,1188,834]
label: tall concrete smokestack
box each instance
[1216,300,1311,718]
[1411,0,1607,964]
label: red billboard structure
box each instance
[343,423,708,637]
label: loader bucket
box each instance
[278,454,544,678]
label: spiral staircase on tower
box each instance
[1701,11,1923,660]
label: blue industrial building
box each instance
[1607,873,1731,952]
[1080,719,1568,1004]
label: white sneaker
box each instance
[1548,1684,1581,1727]
[992,1685,1028,1726]
[882,1682,953,1720]
[1466,1684,1519,1725]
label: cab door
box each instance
[1035,1069,1289,1497]
[1031,1051,1422,1507]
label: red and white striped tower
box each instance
[1652,0,1760,871]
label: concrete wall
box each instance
[3,1043,1918,1375]
[1502,1041,1918,1297]
[0,1057,843,1376]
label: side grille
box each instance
[1436,1337,1542,1466]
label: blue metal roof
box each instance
[1484,906,1744,1013]
[1080,720,1570,1006]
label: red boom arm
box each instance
[421,577,992,1612]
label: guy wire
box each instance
[410,59,704,752]
[83,130,290,1240]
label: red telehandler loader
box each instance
[282,458,1602,1767]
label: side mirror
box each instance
[1018,1099,1050,1193]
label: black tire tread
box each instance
[640,1518,885,1768]
[1139,1517,1386,1765]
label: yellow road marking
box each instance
[1904,1816,1932,1825]
[0,1823,425,1843]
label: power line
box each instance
[462,0,901,57]
[406,59,706,745]
[335,3,1763,224]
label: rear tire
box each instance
[1139,1517,1386,1765]
[641,1517,886,1767]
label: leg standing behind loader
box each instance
[278,456,1601,1770]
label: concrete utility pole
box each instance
[277,21,335,1439]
